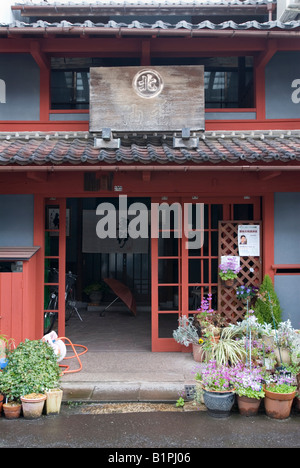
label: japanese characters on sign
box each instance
[89,66,204,133]
[238,225,260,257]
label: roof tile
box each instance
[0,132,300,166]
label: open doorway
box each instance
[64,197,152,352]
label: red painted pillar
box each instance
[33,194,45,339]
[262,193,275,282]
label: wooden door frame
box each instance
[151,196,261,352]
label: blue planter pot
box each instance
[203,388,236,418]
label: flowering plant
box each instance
[265,372,297,394]
[195,360,235,392]
[233,364,265,399]
[236,284,258,301]
[219,258,241,281]
[195,294,227,336]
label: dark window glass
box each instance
[51,70,90,109]
[233,204,254,220]
[205,69,253,108]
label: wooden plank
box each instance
[0,247,40,260]
[90,66,204,133]
[0,274,12,339]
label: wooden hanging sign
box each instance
[89,66,205,133]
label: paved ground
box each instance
[0,403,299,448]
[60,307,199,403]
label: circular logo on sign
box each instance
[133,70,163,99]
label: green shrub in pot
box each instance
[0,339,61,403]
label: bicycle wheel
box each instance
[44,296,58,334]
[65,289,75,322]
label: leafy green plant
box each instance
[266,383,297,394]
[202,326,246,366]
[84,282,107,295]
[254,275,282,326]
[0,339,61,402]
[265,372,297,394]
[175,397,185,408]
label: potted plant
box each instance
[263,373,297,420]
[233,364,265,416]
[20,393,47,419]
[236,284,258,306]
[195,360,236,418]
[0,370,22,419]
[202,325,246,366]
[218,257,241,287]
[84,281,106,304]
[194,294,228,339]
[0,339,61,419]
[173,316,204,361]
[273,320,296,366]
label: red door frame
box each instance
[43,198,66,338]
[35,193,261,351]
[151,196,261,352]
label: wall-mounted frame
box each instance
[47,207,70,237]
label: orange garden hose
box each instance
[57,337,88,374]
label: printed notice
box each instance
[238,225,260,256]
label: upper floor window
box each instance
[153,56,254,109]
[50,56,254,110]
[204,67,253,108]
[51,70,90,110]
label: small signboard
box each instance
[89,66,204,133]
[238,224,260,257]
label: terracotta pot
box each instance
[274,347,291,366]
[237,395,262,416]
[45,388,63,415]
[192,343,205,362]
[202,388,235,418]
[0,393,3,414]
[261,334,274,348]
[21,393,47,419]
[264,387,297,420]
[295,396,300,413]
[210,335,220,343]
[223,278,235,287]
[3,402,22,419]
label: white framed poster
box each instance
[238,225,260,256]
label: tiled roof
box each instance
[0,131,299,166]
[11,0,275,11]
[13,0,273,5]
[11,0,277,21]
[1,19,300,37]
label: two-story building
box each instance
[0,0,300,352]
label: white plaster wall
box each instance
[0,1,21,24]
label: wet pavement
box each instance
[59,308,198,403]
[0,403,299,449]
